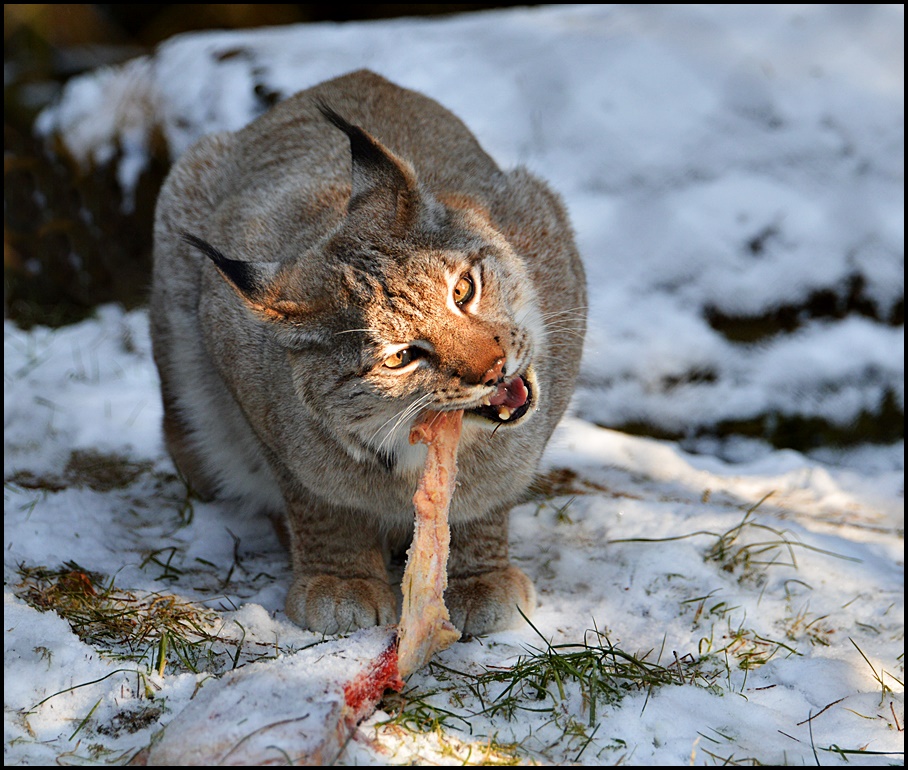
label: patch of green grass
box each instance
[379,613,725,763]
[14,561,265,677]
[611,492,859,587]
[468,616,703,725]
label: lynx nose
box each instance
[481,357,506,387]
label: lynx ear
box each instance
[181,232,329,343]
[318,103,419,234]
[181,233,278,301]
[181,232,286,314]
[181,232,312,321]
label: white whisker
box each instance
[334,328,381,336]
[514,306,545,343]
[377,395,434,456]
[371,392,435,455]
[539,305,588,321]
[369,396,422,446]
[544,323,587,333]
[541,323,587,342]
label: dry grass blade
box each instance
[14,561,254,676]
[849,638,904,705]
[611,492,859,584]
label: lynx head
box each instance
[182,106,543,470]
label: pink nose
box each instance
[481,357,505,387]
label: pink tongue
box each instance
[488,376,529,409]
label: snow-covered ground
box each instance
[5,4,904,765]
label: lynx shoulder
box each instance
[150,69,586,635]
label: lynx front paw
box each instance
[446,565,537,636]
[285,574,397,635]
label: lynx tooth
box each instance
[497,406,512,420]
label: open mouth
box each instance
[468,367,536,426]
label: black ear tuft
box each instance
[316,101,353,134]
[181,232,267,298]
[316,102,385,171]
[316,101,417,222]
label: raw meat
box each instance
[397,409,464,677]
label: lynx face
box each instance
[350,234,543,466]
[186,108,545,471]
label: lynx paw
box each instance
[285,574,397,635]
[446,566,537,635]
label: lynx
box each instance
[150,70,586,636]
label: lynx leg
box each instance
[283,495,396,635]
[159,378,219,501]
[446,508,537,635]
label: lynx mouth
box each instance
[468,367,536,426]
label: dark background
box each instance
[4,4,535,327]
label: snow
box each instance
[6,4,904,766]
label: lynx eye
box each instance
[383,347,416,369]
[453,273,475,306]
